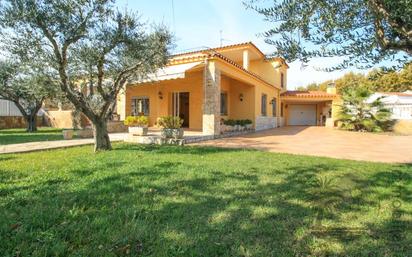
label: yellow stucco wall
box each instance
[254,83,279,119]
[125,70,204,130]
[226,77,255,122]
[249,60,287,91]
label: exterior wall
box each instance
[0,99,22,116]
[44,110,75,129]
[249,60,287,91]
[254,82,280,130]
[125,70,204,130]
[0,116,42,129]
[220,76,255,122]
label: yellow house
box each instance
[117,42,339,136]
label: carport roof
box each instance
[281,90,338,99]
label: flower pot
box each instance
[246,124,253,130]
[77,129,93,138]
[162,128,184,139]
[128,126,148,136]
[235,125,241,131]
[62,129,74,140]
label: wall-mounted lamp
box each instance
[158,91,163,100]
[270,98,276,105]
[239,93,244,102]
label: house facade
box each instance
[368,91,412,120]
[117,42,339,135]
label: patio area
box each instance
[195,126,412,163]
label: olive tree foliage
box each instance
[0,0,172,151]
[0,60,59,132]
[245,0,412,70]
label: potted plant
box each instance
[244,119,253,130]
[157,116,184,139]
[124,116,149,136]
[235,120,242,131]
[223,119,233,132]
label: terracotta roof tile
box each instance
[281,91,338,98]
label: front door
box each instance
[171,92,190,128]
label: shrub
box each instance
[223,119,236,126]
[157,116,184,129]
[223,119,253,126]
[244,119,253,125]
[124,116,149,127]
[338,87,393,132]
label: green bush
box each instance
[223,119,253,126]
[124,116,149,127]
[157,116,184,129]
[338,87,393,132]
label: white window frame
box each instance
[131,96,150,116]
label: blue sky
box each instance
[116,0,364,89]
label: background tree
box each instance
[0,60,58,132]
[0,0,172,151]
[298,64,412,93]
[338,87,393,132]
[245,0,412,70]
[368,63,412,92]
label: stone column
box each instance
[203,61,221,135]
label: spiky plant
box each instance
[338,87,393,132]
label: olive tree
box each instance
[0,0,172,151]
[0,60,58,132]
[245,0,412,70]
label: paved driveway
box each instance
[196,126,412,163]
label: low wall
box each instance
[107,121,127,133]
[0,116,43,129]
[255,116,277,131]
[44,110,74,129]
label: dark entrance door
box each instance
[172,92,190,128]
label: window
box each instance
[131,97,149,116]
[261,94,267,116]
[220,92,228,115]
[281,73,285,88]
[272,98,277,117]
[281,103,284,117]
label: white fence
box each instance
[0,99,22,116]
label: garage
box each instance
[287,104,317,126]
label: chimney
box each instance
[243,49,249,70]
[327,82,336,94]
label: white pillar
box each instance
[243,50,249,70]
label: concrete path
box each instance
[0,133,127,154]
[195,126,412,164]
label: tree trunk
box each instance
[92,118,112,152]
[25,114,38,132]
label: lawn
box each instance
[0,127,64,145]
[0,144,411,257]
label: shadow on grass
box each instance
[0,148,411,256]
[114,143,256,155]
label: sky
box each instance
[116,0,367,89]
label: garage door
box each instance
[288,104,317,125]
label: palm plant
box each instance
[338,87,393,132]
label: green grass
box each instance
[0,127,64,145]
[0,144,411,257]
